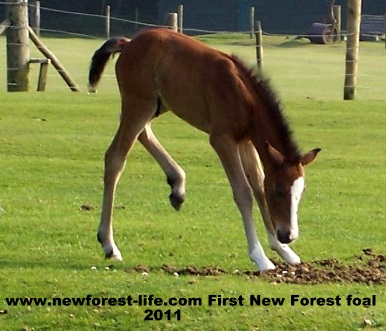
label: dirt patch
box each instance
[259,251,385,285]
[124,249,385,285]
[161,265,226,276]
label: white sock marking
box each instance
[249,243,275,271]
[268,232,301,264]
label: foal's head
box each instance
[263,143,320,244]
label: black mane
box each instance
[230,55,301,162]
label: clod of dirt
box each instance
[80,204,95,211]
[130,265,151,274]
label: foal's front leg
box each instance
[138,124,186,210]
[210,135,275,271]
[239,142,300,265]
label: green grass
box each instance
[0,35,385,330]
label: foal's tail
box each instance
[88,37,131,93]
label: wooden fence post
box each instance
[135,7,139,30]
[333,5,341,41]
[178,4,183,33]
[250,7,255,38]
[6,0,30,92]
[255,21,263,69]
[30,0,40,37]
[29,58,50,91]
[344,0,362,100]
[166,12,177,32]
[105,5,110,39]
[384,13,386,50]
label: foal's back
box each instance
[116,28,254,137]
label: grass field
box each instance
[0,34,385,330]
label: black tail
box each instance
[88,37,131,93]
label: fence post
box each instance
[384,12,386,50]
[250,7,254,38]
[333,5,341,41]
[135,7,139,31]
[166,13,177,32]
[344,0,362,100]
[255,21,263,69]
[30,0,40,37]
[178,4,183,33]
[6,0,30,92]
[105,5,110,39]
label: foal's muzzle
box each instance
[276,230,293,244]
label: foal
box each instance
[89,29,320,271]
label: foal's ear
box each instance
[300,148,321,166]
[265,141,284,166]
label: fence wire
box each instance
[0,2,385,98]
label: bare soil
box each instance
[124,249,385,285]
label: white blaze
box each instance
[289,176,304,241]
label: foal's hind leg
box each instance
[138,123,186,210]
[97,98,156,260]
[210,135,275,271]
[239,141,300,265]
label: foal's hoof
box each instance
[169,193,185,211]
[259,261,276,272]
[105,252,123,261]
[104,248,123,261]
[254,258,276,272]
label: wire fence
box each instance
[0,2,385,99]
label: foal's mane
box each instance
[230,55,301,162]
